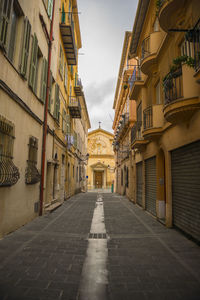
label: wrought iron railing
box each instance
[128,65,142,90]
[69,96,81,113]
[143,106,153,130]
[131,121,142,144]
[0,117,20,187]
[163,67,183,105]
[25,161,40,185]
[192,19,200,71]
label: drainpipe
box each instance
[39,0,56,216]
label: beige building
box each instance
[0,0,90,237]
[87,128,115,190]
[113,0,200,243]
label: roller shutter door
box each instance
[171,141,200,242]
[145,156,156,216]
[136,162,143,206]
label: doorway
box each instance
[94,171,103,188]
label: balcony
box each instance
[60,12,77,65]
[123,65,135,82]
[141,32,164,74]
[159,0,183,33]
[143,105,164,140]
[163,64,200,123]
[68,97,81,118]
[129,65,145,100]
[131,121,148,151]
[74,76,83,96]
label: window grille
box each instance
[25,137,40,184]
[0,116,20,186]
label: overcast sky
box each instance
[78,0,138,133]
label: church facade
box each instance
[87,129,115,190]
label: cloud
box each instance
[83,78,116,132]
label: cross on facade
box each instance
[98,121,101,128]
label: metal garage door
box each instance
[136,162,143,206]
[145,156,156,216]
[171,140,200,242]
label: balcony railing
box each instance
[74,75,83,96]
[68,96,81,118]
[163,67,183,105]
[60,12,77,65]
[143,106,153,130]
[141,36,150,60]
[131,121,142,144]
[128,66,142,90]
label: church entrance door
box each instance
[94,171,103,188]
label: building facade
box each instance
[0,0,90,237]
[113,0,200,243]
[87,128,115,190]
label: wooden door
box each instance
[95,171,102,188]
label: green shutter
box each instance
[74,132,77,148]
[0,0,13,50]
[47,0,53,19]
[40,57,48,103]
[61,3,65,23]
[62,110,66,132]
[20,17,31,77]
[48,71,53,111]
[29,33,38,91]
[53,84,60,121]
[66,114,71,135]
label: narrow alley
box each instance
[0,192,199,300]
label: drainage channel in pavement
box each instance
[78,193,109,300]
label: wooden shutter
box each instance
[29,34,38,91]
[48,71,53,111]
[40,58,48,103]
[74,132,77,148]
[53,84,60,121]
[0,0,13,49]
[66,114,71,135]
[20,17,31,76]
[47,0,53,19]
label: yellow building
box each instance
[113,32,136,198]
[0,0,90,237]
[87,128,115,190]
[123,0,200,242]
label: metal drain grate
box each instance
[88,233,107,239]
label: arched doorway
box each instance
[156,148,166,222]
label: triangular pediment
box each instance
[90,162,108,169]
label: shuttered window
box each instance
[29,33,38,92]
[20,17,31,77]
[53,84,60,121]
[40,57,48,103]
[62,109,67,133]
[47,0,53,19]
[48,71,53,111]
[66,114,71,135]
[0,0,13,50]
[64,63,68,90]
[59,45,64,79]
[74,132,77,148]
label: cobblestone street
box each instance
[0,192,200,300]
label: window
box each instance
[20,17,31,77]
[40,57,48,103]
[155,81,161,104]
[66,114,71,136]
[64,63,68,91]
[29,33,38,91]
[62,109,67,133]
[59,45,64,79]
[0,0,24,65]
[0,115,20,186]
[76,166,78,182]
[53,83,60,122]
[153,17,159,32]
[73,131,77,148]
[0,0,13,50]
[47,0,53,19]
[25,137,40,184]
[48,71,54,112]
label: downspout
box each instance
[39,0,56,216]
